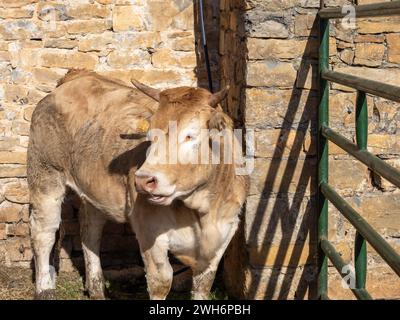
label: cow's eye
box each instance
[184,135,193,142]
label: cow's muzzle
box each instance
[135,174,157,194]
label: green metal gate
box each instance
[318,1,400,300]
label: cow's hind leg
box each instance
[30,172,65,299]
[79,201,106,299]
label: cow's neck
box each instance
[182,163,244,220]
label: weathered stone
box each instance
[113,32,162,50]
[151,48,196,69]
[0,0,38,8]
[294,13,317,36]
[95,0,114,4]
[171,35,195,52]
[245,88,317,129]
[0,224,5,240]
[0,20,40,40]
[5,238,32,262]
[170,3,193,31]
[6,224,16,236]
[249,158,316,196]
[0,203,22,223]
[329,91,356,128]
[0,152,26,164]
[4,180,29,204]
[99,68,195,87]
[354,34,385,43]
[247,61,297,88]
[43,38,77,50]
[245,195,315,246]
[0,7,34,19]
[107,49,150,68]
[337,40,354,50]
[357,16,400,34]
[112,6,145,31]
[240,265,317,299]
[14,222,29,236]
[12,121,30,136]
[36,2,69,21]
[0,165,27,178]
[329,159,368,195]
[357,0,390,3]
[386,33,400,64]
[248,244,316,268]
[146,1,191,32]
[354,43,384,67]
[255,129,315,159]
[66,20,112,34]
[296,61,317,90]
[245,0,299,11]
[247,38,317,60]
[9,47,41,68]
[248,19,289,38]
[40,50,98,69]
[0,137,19,152]
[66,4,110,19]
[78,32,113,52]
[368,134,400,155]
[356,194,400,236]
[339,49,354,65]
[0,51,10,62]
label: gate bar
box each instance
[320,237,372,300]
[319,1,400,19]
[321,70,400,103]
[354,91,368,291]
[321,125,400,188]
[317,14,330,300]
[321,182,400,277]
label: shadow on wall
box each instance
[224,5,319,299]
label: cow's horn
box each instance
[131,79,161,101]
[209,85,230,108]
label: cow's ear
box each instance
[208,110,233,131]
[131,79,161,101]
[208,85,229,108]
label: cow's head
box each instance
[132,79,232,206]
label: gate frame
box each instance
[318,1,400,300]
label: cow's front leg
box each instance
[141,236,173,300]
[79,202,106,299]
[192,221,240,300]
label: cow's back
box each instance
[28,70,156,221]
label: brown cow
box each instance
[27,69,248,300]
[131,82,250,299]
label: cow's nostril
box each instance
[146,177,157,188]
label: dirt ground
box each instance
[0,265,227,300]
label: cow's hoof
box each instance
[35,289,57,300]
[89,293,106,300]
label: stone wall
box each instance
[222,0,400,299]
[0,0,219,271]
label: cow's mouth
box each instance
[147,194,171,205]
